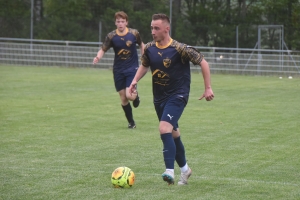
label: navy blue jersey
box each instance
[141,39,203,104]
[102,28,142,73]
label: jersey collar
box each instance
[156,38,173,49]
[116,27,128,36]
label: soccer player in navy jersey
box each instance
[93,11,144,129]
[129,13,214,185]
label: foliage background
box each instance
[1,0,300,50]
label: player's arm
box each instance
[198,58,214,101]
[135,30,144,56]
[185,46,214,101]
[94,34,111,64]
[93,49,105,64]
[139,42,145,56]
[129,65,148,95]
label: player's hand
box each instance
[93,57,99,64]
[199,88,214,101]
[129,81,137,96]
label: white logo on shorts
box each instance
[167,114,173,120]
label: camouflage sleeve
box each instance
[101,33,113,52]
[180,43,204,65]
[129,28,143,46]
[135,30,142,46]
[141,42,152,67]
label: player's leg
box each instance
[119,89,136,128]
[125,88,137,101]
[159,120,176,184]
[173,128,192,185]
[172,128,188,172]
[118,88,129,105]
[114,72,135,128]
[118,89,134,127]
[157,98,186,185]
[125,70,140,108]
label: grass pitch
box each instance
[0,65,299,200]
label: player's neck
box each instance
[116,27,128,36]
[156,36,172,49]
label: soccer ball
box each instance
[111,166,135,188]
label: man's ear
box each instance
[165,26,170,33]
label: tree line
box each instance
[1,0,300,50]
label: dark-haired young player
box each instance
[93,11,144,129]
[129,13,214,185]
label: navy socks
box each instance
[161,134,187,169]
[122,103,134,123]
[161,133,176,169]
[174,136,186,168]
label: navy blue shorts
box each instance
[113,70,136,92]
[154,96,187,131]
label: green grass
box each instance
[0,65,299,200]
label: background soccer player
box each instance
[93,11,144,129]
[129,13,214,185]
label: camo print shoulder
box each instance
[144,41,156,51]
[141,41,156,67]
[128,28,142,45]
[101,30,117,52]
[171,40,203,65]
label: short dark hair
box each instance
[115,11,128,21]
[152,13,170,24]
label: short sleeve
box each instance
[141,53,150,67]
[101,33,113,52]
[135,31,142,46]
[141,42,152,67]
[181,45,204,65]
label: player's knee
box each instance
[126,95,134,101]
[126,93,136,101]
[159,122,173,134]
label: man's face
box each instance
[115,17,128,32]
[151,19,169,42]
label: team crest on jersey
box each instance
[126,40,132,47]
[163,58,171,68]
